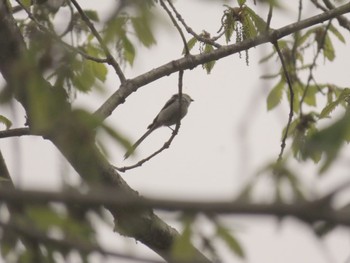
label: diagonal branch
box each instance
[94,2,350,120]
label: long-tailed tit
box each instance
[124,93,194,159]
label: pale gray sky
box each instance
[1,1,350,262]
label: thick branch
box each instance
[95,2,350,120]
[0,187,349,227]
[0,2,210,262]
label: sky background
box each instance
[1,0,350,262]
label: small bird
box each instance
[124,93,194,159]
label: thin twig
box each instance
[116,71,185,172]
[266,4,273,31]
[166,0,221,48]
[159,0,189,55]
[274,41,294,162]
[291,0,303,70]
[0,128,31,138]
[300,20,332,116]
[69,0,126,83]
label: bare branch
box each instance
[165,0,222,48]
[274,42,294,162]
[0,127,31,138]
[1,185,350,227]
[159,0,189,55]
[116,71,185,172]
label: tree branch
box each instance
[95,2,350,120]
[0,2,211,262]
[69,0,126,83]
[0,186,350,227]
[0,127,31,138]
[0,219,163,263]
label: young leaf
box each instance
[183,37,198,55]
[92,62,107,82]
[329,24,345,43]
[267,79,284,110]
[84,10,99,22]
[172,217,195,260]
[320,101,339,118]
[131,16,156,47]
[122,36,136,66]
[237,0,246,6]
[0,115,12,129]
[322,34,335,61]
[216,225,245,258]
[202,44,216,74]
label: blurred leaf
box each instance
[267,78,284,110]
[21,0,31,8]
[101,123,131,150]
[237,0,246,6]
[216,225,245,258]
[323,34,335,61]
[303,85,317,107]
[320,101,339,118]
[26,206,66,231]
[329,24,345,43]
[92,62,107,82]
[131,16,156,47]
[320,88,350,118]
[303,111,350,173]
[122,35,136,65]
[202,44,216,74]
[84,10,99,22]
[0,115,12,129]
[172,217,195,260]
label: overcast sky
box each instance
[2,1,350,262]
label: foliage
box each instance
[0,0,350,262]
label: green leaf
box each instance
[202,44,216,74]
[183,37,198,54]
[0,115,12,129]
[92,62,107,82]
[101,123,131,150]
[21,0,31,8]
[267,79,284,110]
[84,10,99,22]
[216,225,245,258]
[323,34,335,61]
[329,24,345,43]
[244,6,267,33]
[122,36,136,65]
[237,0,246,6]
[303,114,350,173]
[303,85,317,107]
[242,14,257,38]
[72,60,95,92]
[172,217,195,260]
[320,88,350,118]
[320,101,339,118]
[131,16,156,47]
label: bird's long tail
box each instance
[124,128,155,159]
